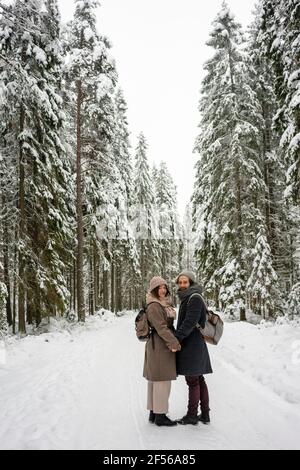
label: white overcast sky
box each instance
[58,0,257,216]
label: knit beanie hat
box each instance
[175,269,196,285]
[149,276,168,292]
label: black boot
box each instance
[155,413,177,427]
[177,414,198,425]
[149,410,155,423]
[198,410,210,424]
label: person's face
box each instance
[158,284,167,298]
[177,276,190,290]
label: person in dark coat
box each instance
[174,270,212,425]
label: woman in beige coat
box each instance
[143,276,181,426]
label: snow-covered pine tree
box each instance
[133,132,161,301]
[0,1,21,331]
[192,159,222,307]
[248,4,279,252]
[0,7,14,329]
[246,228,280,319]
[0,0,74,332]
[260,0,300,205]
[181,203,196,275]
[260,0,300,291]
[109,88,140,312]
[153,161,182,287]
[65,0,117,320]
[152,163,159,185]
[245,3,286,313]
[192,2,266,320]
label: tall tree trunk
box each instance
[3,197,12,326]
[235,165,247,322]
[73,257,76,312]
[94,247,99,312]
[12,231,17,335]
[134,288,139,310]
[89,254,95,316]
[263,99,277,250]
[102,266,109,310]
[111,253,115,313]
[26,290,33,325]
[76,78,85,322]
[69,266,72,311]
[102,241,110,310]
[35,291,41,326]
[214,286,219,310]
[115,254,122,313]
[18,104,26,334]
[140,240,147,305]
[228,42,246,322]
[129,287,132,310]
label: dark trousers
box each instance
[185,375,210,417]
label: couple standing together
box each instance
[143,269,212,427]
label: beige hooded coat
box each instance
[143,277,181,381]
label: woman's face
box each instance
[158,284,167,298]
[177,276,190,290]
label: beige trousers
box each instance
[147,381,171,414]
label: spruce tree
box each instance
[260,0,300,204]
[246,229,280,319]
[0,0,74,331]
[245,3,286,314]
[133,132,160,300]
[192,2,265,319]
[260,0,300,289]
[154,161,181,284]
[66,0,117,320]
[110,88,139,312]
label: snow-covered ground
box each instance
[1,312,300,450]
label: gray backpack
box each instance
[135,302,156,342]
[188,293,224,345]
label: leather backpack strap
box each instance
[187,292,205,306]
[187,292,207,330]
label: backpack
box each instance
[188,293,224,345]
[135,302,156,342]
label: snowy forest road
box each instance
[1,313,300,450]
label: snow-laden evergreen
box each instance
[0,0,74,331]
[246,229,280,319]
[258,0,300,291]
[244,3,288,314]
[260,0,300,205]
[65,0,118,319]
[133,132,161,299]
[153,161,182,287]
[108,88,140,311]
[192,2,267,319]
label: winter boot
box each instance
[149,410,155,423]
[177,414,198,425]
[155,413,177,427]
[198,410,210,424]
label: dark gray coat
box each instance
[175,287,213,376]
